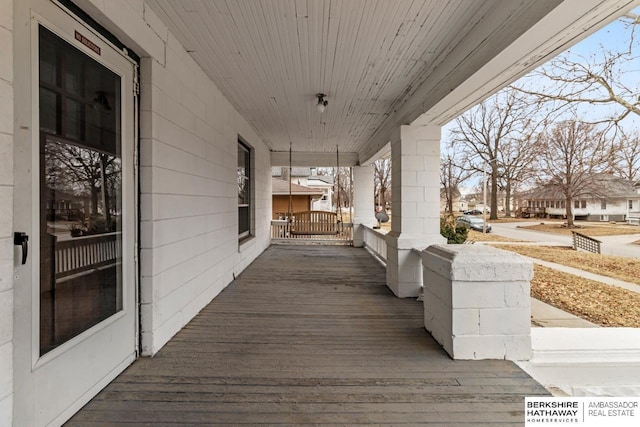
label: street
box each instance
[489,221,640,259]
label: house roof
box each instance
[272,178,324,196]
[526,174,640,200]
[271,167,334,184]
[306,176,334,185]
[272,166,311,177]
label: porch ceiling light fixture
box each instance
[316,93,328,113]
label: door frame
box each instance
[12,1,140,425]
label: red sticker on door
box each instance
[74,30,101,55]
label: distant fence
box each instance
[572,231,601,254]
[362,225,387,263]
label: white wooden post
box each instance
[385,125,445,297]
[352,165,376,247]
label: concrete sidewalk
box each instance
[523,256,640,295]
[531,298,598,328]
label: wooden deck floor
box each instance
[67,245,548,426]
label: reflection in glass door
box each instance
[39,26,123,355]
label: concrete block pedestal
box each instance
[422,244,533,360]
[385,232,445,298]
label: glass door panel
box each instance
[38,25,123,355]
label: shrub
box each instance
[440,216,468,244]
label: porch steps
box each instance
[517,328,640,397]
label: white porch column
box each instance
[352,165,376,247]
[386,125,445,297]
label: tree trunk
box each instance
[504,181,512,217]
[447,193,454,215]
[490,166,499,220]
[379,183,388,211]
[100,154,111,224]
[91,186,99,215]
[566,197,574,227]
[447,162,454,214]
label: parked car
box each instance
[463,207,491,215]
[456,215,491,232]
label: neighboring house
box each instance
[439,187,461,213]
[627,181,640,225]
[272,167,334,211]
[524,175,640,222]
[44,187,90,221]
[464,190,517,214]
[271,178,324,219]
[459,194,478,212]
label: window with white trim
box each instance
[237,139,252,240]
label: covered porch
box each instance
[6,1,640,425]
[68,245,547,425]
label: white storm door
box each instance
[13,2,138,426]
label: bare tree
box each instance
[611,130,640,182]
[373,158,391,210]
[450,87,547,220]
[332,167,352,211]
[515,12,639,124]
[440,152,472,214]
[536,120,615,227]
[314,166,352,217]
[497,136,541,216]
[45,141,120,222]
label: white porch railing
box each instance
[271,220,353,244]
[628,211,640,225]
[55,232,121,280]
[362,225,387,263]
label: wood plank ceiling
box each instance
[147,0,561,160]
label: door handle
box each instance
[14,232,29,265]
